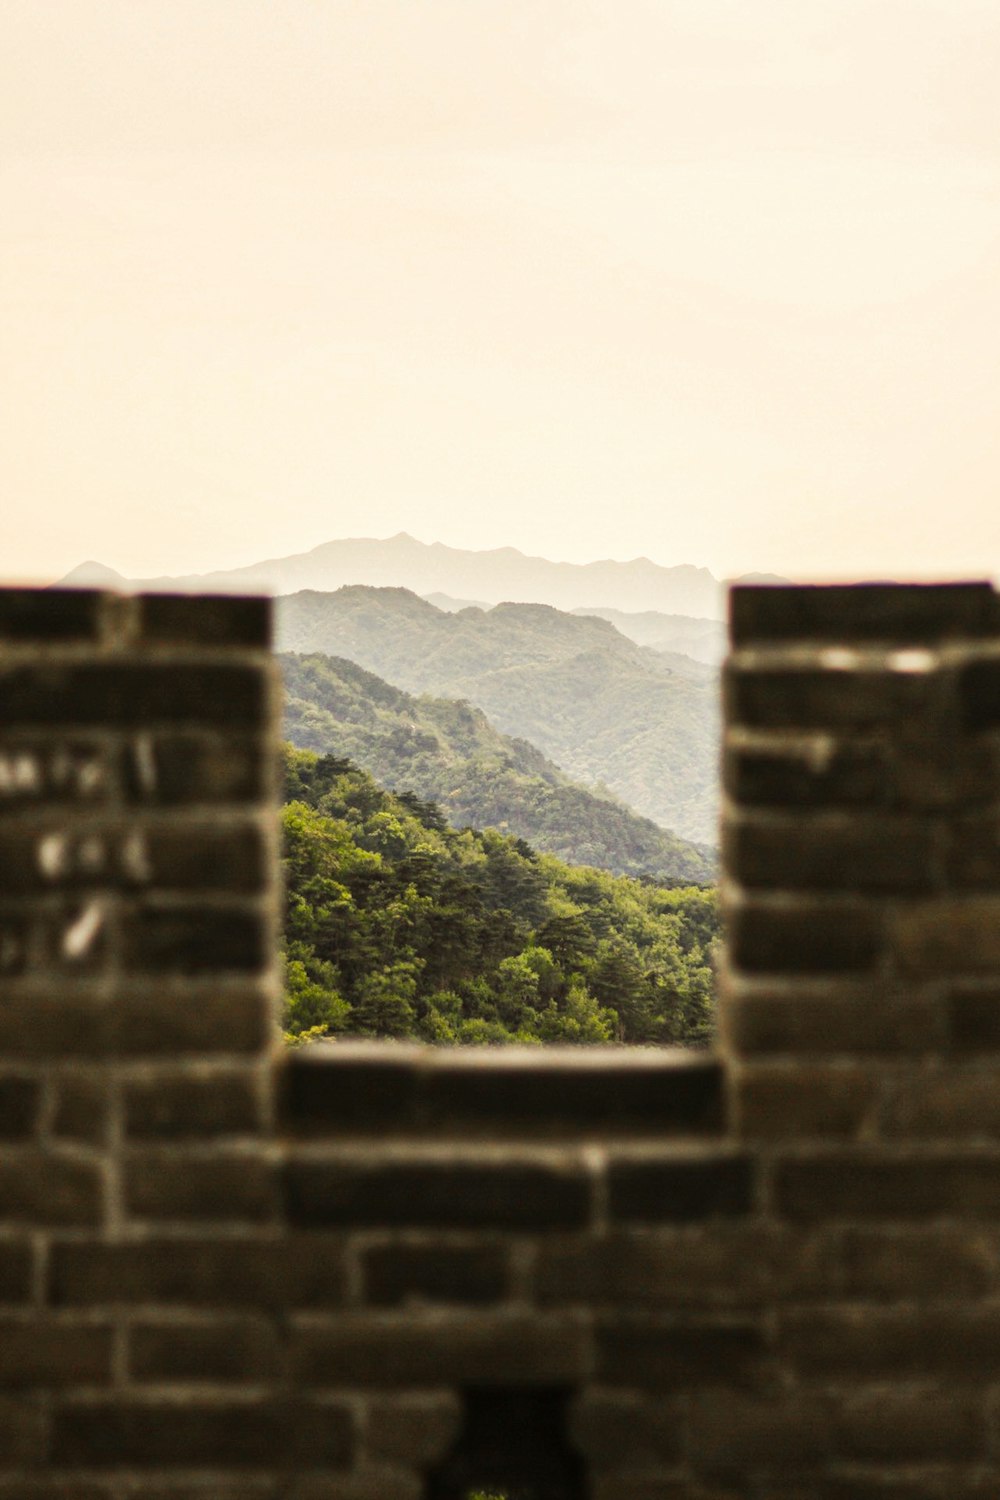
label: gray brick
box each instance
[362,1241,509,1307]
[0,1318,113,1387]
[51,1396,354,1467]
[0,1150,104,1226]
[292,1313,591,1387]
[124,1150,278,1223]
[124,1069,262,1138]
[129,1317,280,1382]
[51,1235,347,1309]
[284,1155,592,1230]
[607,1152,757,1222]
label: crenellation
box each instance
[2,581,1000,1495]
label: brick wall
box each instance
[3,581,1000,1498]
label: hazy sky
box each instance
[4,0,1000,584]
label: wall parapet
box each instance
[3,581,1000,1497]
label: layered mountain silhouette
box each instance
[60,533,782,618]
[282,651,715,884]
[276,587,719,844]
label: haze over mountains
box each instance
[278,587,719,844]
[61,535,742,848]
[282,651,715,885]
[61,533,784,618]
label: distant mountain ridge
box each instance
[281,651,715,885]
[59,534,784,618]
[276,586,719,843]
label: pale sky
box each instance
[3,0,1000,585]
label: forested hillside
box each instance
[282,745,719,1048]
[281,652,715,885]
[277,587,720,843]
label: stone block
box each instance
[284,1154,592,1230]
[0,1077,40,1139]
[361,1241,509,1307]
[726,897,885,975]
[0,1150,104,1226]
[51,1234,347,1310]
[136,594,271,649]
[50,1396,355,1467]
[124,1150,278,1224]
[596,1316,768,1388]
[0,1318,113,1387]
[774,1149,1000,1221]
[128,1316,281,1382]
[729,582,996,646]
[606,1151,757,1222]
[733,1064,881,1139]
[124,1068,263,1139]
[292,1313,591,1387]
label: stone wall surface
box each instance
[2,581,1000,1498]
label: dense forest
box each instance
[276,586,720,843]
[282,651,715,885]
[282,744,719,1047]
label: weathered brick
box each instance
[292,1313,591,1387]
[139,821,269,894]
[724,658,934,731]
[686,1391,832,1469]
[51,1234,346,1309]
[280,1050,420,1134]
[420,1052,724,1137]
[726,897,885,975]
[834,1390,986,1461]
[123,733,273,806]
[0,1076,40,1139]
[0,1317,112,1387]
[774,1150,1000,1221]
[0,1484,114,1499]
[821,1225,994,1300]
[894,897,1000,975]
[722,983,943,1058]
[364,1393,460,1466]
[567,1390,683,1467]
[124,1150,277,1223]
[723,732,892,809]
[0,661,268,728]
[0,1241,34,1304]
[950,985,1000,1052]
[596,1317,768,1388]
[534,1227,804,1310]
[0,992,112,1060]
[284,1155,592,1230]
[122,902,269,975]
[129,1316,280,1382]
[113,982,275,1057]
[0,1150,103,1226]
[52,1073,110,1144]
[0,1395,46,1462]
[51,1396,354,1467]
[0,588,107,644]
[782,1306,1000,1379]
[361,1241,509,1307]
[886,1066,1000,1138]
[286,1472,423,1500]
[136,594,271,649]
[733,1065,881,1139]
[724,813,939,892]
[124,1068,262,1138]
[949,811,1000,886]
[730,582,996,646]
[960,656,1000,730]
[607,1152,757,1223]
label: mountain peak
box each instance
[58,561,129,589]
